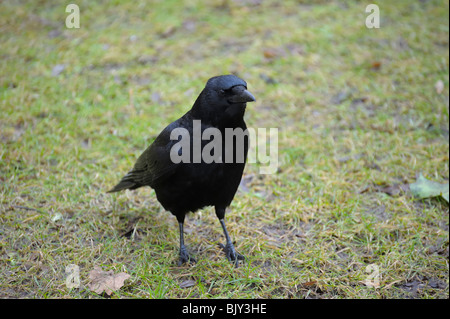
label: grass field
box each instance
[0,0,448,298]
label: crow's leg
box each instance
[176,214,196,266]
[215,206,245,266]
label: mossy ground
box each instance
[0,0,448,298]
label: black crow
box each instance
[108,75,255,266]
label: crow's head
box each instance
[192,75,255,124]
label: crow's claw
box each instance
[178,246,196,266]
[219,243,245,267]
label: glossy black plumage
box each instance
[108,75,255,265]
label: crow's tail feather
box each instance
[107,174,141,193]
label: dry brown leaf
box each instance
[371,61,382,70]
[360,279,381,288]
[160,26,177,38]
[300,280,317,288]
[263,49,278,59]
[375,183,410,196]
[88,266,131,295]
[263,48,286,60]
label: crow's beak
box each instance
[228,86,256,103]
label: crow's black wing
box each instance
[107,120,185,192]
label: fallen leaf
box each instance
[435,80,444,94]
[263,49,278,59]
[410,173,449,202]
[263,47,285,60]
[179,279,196,288]
[88,266,130,295]
[371,61,382,70]
[361,279,380,288]
[160,26,177,38]
[300,281,317,288]
[375,183,409,197]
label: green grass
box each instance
[1,0,448,298]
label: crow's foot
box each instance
[178,246,196,266]
[219,243,245,267]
